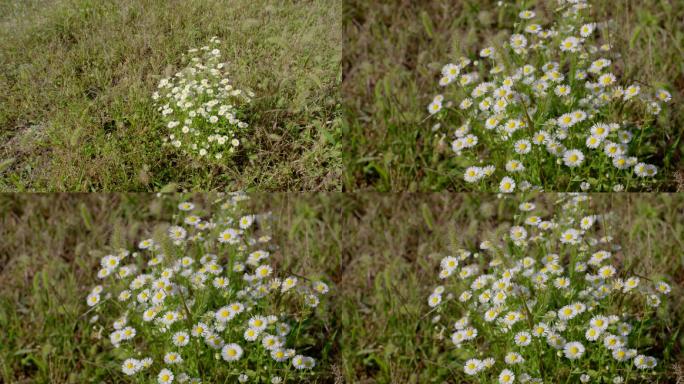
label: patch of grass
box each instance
[0,0,341,191]
[343,0,684,191]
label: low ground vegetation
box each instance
[0,0,341,191]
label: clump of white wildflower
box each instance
[85,193,329,383]
[427,194,671,382]
[154,36,254,161]
[428,0,671,191]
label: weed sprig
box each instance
[85,193,329,383]
[154,37,254,162]
[427,194,671,383]
[428,1,671,191]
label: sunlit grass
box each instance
[0,0,341,191]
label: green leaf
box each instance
[0,157,15,173]
[630,25,642,49]
[79,203,93,231]
[159,183,178,193]
[421,11,434,39]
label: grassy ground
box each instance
[343,0,684,191]
[0,0,341,192]
[1,193,682,383]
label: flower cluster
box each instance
[427,194,671,383]
[428,0,671,191]
[85,193,329,383]
[154,37,253,161]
